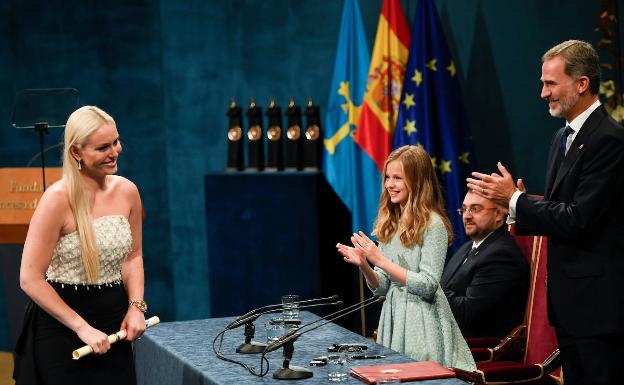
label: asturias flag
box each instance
[393,0,475,250]
[323,0,379,235]
[355,0,410,172]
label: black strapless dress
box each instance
[15,282,135,385]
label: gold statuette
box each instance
[228,126,242,141]
[287,125,301,140]
[267,126,282,141]
[305,125,320,140]
[248,125,262,141]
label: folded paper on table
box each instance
[350,361,455,384]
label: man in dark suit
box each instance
[441,191,528,339]
[468,40,624,385]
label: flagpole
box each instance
[359,271,366,336]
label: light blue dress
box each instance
[370,213,476,371]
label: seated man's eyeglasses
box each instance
[457,206,497,216]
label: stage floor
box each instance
[0,352,14,385]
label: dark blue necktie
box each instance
[555,125,574,169]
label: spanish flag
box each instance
[354,0,410,171]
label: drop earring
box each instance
[77,159,82,170]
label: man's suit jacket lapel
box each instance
[548,106,607,198]
[441,242,471,287]
[442,226,507,286]
[545,128,564,197]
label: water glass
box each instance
[281,294,299,320]
[327,353,349,382]
[328,346,362,382]
[265,318,286,344]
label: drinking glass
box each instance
[328,346,362,382]
[281,294,299,320]
[327,353,348,382]
[265,318,286,344]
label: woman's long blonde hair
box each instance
[62,106,116,283]
[372,145,452,248]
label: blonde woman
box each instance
[14,106,145,384]
[337,145,475,370]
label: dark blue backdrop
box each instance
[1,0,623,350]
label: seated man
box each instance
[441,190,529,338]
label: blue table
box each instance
[134,311,467,385]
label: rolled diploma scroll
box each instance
[72,316,160,360]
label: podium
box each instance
[0,167,62,244]
[0,167,62,348]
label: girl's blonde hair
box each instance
[62,106,115,283]
[372,145,452,247]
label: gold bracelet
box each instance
[129,299,147,313]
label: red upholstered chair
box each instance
[467,324,526,363]
[467,226,548,362]
[453,205,564,384]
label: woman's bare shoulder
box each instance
[109,175,138,192]
[38,180,70,212]
[29,180,72,233]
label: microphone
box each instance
[225,295,339,330]
[227,300,343,331]
[232,300,343,354]
[263,295,385,380]
[265,295,384,353]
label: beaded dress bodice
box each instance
[46,215,132,286]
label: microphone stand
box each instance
[237,322,265,354]
[265,295,385,380]
[272,337,311,380]
[34,122,49,191]
[10,88,79,192]
[235,301,343,354]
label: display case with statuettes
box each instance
[226,100,244,171]
[303,99,322,170]
[246,99,264,170]
[265,98,284,171]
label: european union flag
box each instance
[393,0,475,250]
[323,0,381,235]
